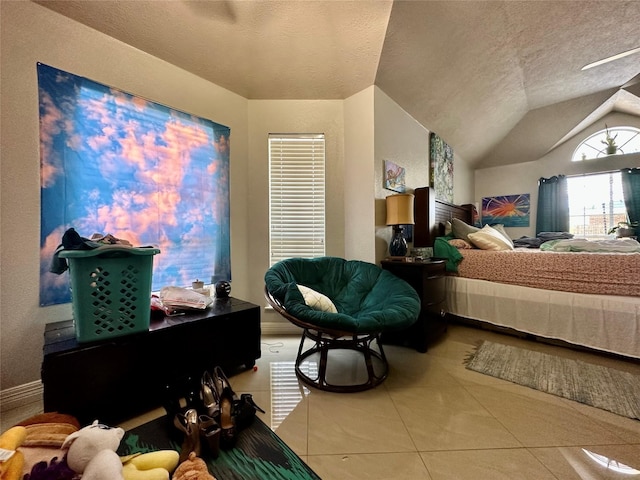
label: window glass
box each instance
[269,134,326,266]
[572,126,640,161]
[567,172,625,239]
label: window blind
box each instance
[269,134,326,266]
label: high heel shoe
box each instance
[212,366,238,449]
[198,414,221,459]
[235,393,266,430]
[200,371,221,418]
[218,386,237,449]
[173,408,200,463]
[212,366,266,436]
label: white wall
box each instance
[344,87,376,261]
[0,1,249,390]
[247,100,345,330]
[373,88,429,261]
[373,87,474,261]
[475,112,640,239]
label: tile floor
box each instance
[3,323,640,479]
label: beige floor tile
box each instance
[307,388,415,455]
[384,347,464,389]
[271,390,309,457]
[530,445,640,479]
[3,324,639,480]
[307,452,433,480]
[421,448,558,480]
[561,399,640,444]
[466,384,628,447]
[391,385,521,451]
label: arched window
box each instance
[572,126,640,161]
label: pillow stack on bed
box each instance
[451,218,514,251]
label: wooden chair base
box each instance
[264,286,389,392]
[295,328,389,393]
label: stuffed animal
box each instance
[171,452,216,480]
[0,426,27,480]
[61,420,124,479]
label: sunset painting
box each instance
[38,63,231,306]
[482,194,530,227]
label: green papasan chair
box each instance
[264,257,420,392]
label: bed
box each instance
[412,186,640,360]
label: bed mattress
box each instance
[455,248,640,297]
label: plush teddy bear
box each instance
[61,420,125,479]
[171,452,216,480]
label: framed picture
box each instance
[482,194,531,227]
[384,160,406,193]
[430,132,454,203]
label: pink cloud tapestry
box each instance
[38,63,231,306]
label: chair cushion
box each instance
[265,257,420,334]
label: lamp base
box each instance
[389,226,408,256]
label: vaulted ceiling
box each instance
[34,0,640,168]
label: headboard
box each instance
[413,186,473,247]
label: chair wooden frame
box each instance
[264,286,389,393]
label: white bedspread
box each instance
[540,237,640,252]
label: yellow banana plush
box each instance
[128,451,179,473]
[121,450,180,480]
[0,426,27,480]
[122,463,170,480]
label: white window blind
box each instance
[269,134,326,266]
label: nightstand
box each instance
[381,258,447,352]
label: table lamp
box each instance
[386,193,415,256]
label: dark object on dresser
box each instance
[41,297,260,425]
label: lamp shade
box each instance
[386,194,415,225]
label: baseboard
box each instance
[261,321,300,336]
[1,380,43,413]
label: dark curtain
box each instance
[536,175,569,235]
[621,168,640,234]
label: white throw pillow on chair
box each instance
[297,284,338,313]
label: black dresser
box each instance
[42,297,261,424]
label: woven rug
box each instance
[117,415,320,480]
[465,341,640,420]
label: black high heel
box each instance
[198,414,221,459]
[218,387,237,449]
[173,408,200,463]
[212,366,238,448]
[234,393,265,430]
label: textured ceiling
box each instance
[34,0,640,168]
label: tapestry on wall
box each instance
[482,194,531,227]
[429,132,454,203]
[38,63,231,306]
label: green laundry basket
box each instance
[59,246,160,343]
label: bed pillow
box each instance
[491,224,514,247]
[448,238,474,249]
[451,218,480,242]
[468,225,514,251]
[297,284,338,313]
